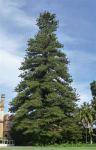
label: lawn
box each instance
[0,146,96,150]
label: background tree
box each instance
[90,81,96,112]
[90,81,96,142]
[10,11,81,145]
[80,102,94,144]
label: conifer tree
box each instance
[10,11,81,145]
[90,81,96,111]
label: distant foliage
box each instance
[90,81,96,110]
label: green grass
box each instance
[0,146,96,150]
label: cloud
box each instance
[72,82,92,105]
[0,49,22,112]
[65,49,96,80]
[0,50,22,87]
[58,33,76,44]
[66,50,96,63]
[64,49,95,105]
[0,29,24,55]
[0,0,36,28]
[0,29,23,89]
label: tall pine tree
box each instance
[10,11,81,145]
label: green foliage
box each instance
[90,81,96,113]
[10,11,81,145]
[80,102,94,144]
[90,81,96,99]
[89,81,96,143]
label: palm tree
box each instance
[80,102,93,144]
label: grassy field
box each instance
[0,146,96,150]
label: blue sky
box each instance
[0,0,96,112]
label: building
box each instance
[0,94,12,139]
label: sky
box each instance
[0,0,96,112]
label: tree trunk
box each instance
[90,135,93,144]
[90,128,93,144]
[86,128,87,144]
